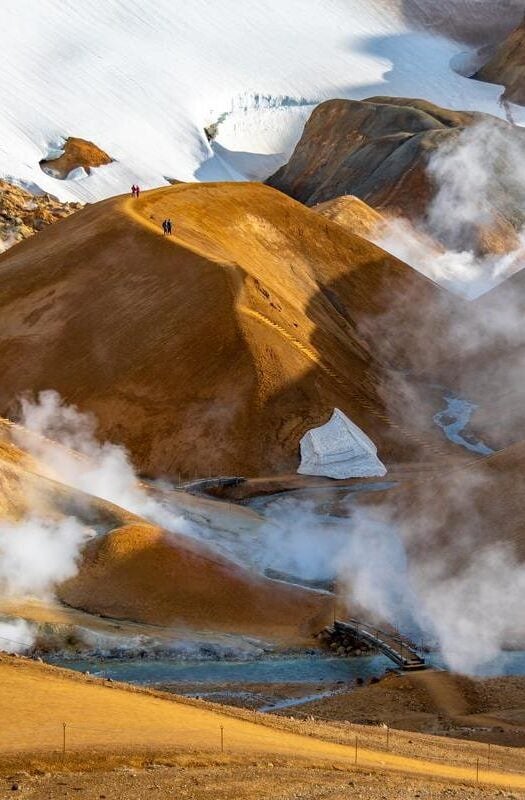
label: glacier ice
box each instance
[0,0,521,203]
[298,408,387,479]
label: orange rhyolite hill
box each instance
[0,182,460,479]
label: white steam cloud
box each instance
[0,619,37,654]
[16,390,196,537]
[251,493,525,676]
[414,543,525,674]
[0,516,93,600]
[0,390,198,612]
[373,119,525,299]
[11,392,525,676]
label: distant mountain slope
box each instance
[312,196,385,239]
[0,0,521,202]
[449,268,525,450]
[0,183,460,478]
[476,14,525,105]
[391,0,523,45]
[267,97,525,259]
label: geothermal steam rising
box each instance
[17,390,196,538]
[0,513,91,652]
[414,544,525,674]
[0,620,37,654]
[0,516,93,598]
[373,119,525,298]
[13,392,525,675]
[258,497,525,676]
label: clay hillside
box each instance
[476,13,525,105]
[0,421,331,638]
[312,196,385,239]
[397,0,524,46]
[0,182,462,480]
[446,268,525,450]
[394,442,525,563]
[267,97,525,256]
[350,440,525,641]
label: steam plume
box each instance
[373,119,525,298]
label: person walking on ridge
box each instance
[166,218,172,235]
[131,184,137,197]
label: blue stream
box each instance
[48,650,525,685]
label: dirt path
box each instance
[409,670,472,717]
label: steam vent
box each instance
[298,408,387,479]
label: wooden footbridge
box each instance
[334,619,426,671]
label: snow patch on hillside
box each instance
[298,409,387,479]
[0,0,523,202]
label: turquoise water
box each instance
[433,392,494,455]
[48,650,525,685]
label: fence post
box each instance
[476,758,479,784]
[220,724,224,753]
[386,726,390,750]
[487,743,491,768]
[62,722,66,758]
[354,735,358,765]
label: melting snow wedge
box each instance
[298,409,387,479]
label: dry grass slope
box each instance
[0,655,524,791]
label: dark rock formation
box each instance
[476,14,525,106]
[266,97,525,256]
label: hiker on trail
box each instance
[166,218,172,235]
[135,185,141,197]
[162,219,167,235]
[131,184,137,197]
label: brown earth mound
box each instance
[357,437,525,566]
[312,196,385,239]
[0,182,461,480]
[404,441,525,561]
[476,14,525,105]
[293,669,525,745]
[39,137,112,179]
[58,522,331,637]
[267,97,524,257]
[0,420,331,638]
[351,440,525,648]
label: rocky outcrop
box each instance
[266,97,524,257]
[0,180,81,252]
[476,14,525,106]
[267,98,475,210]
[39,137,113,180]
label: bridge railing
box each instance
[334,619,426,669]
